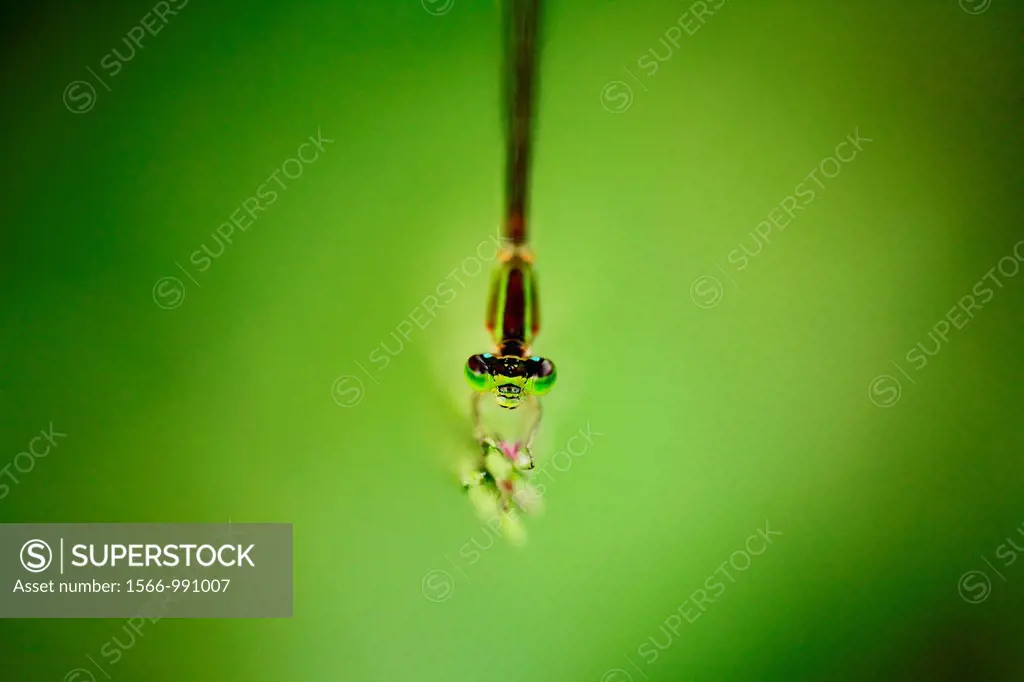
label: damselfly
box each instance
[465,0,556,470]
[460,1,555,526]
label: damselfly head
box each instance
[465,352,557,407]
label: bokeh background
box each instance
[2,0,1023,680]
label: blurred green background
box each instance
[2,0,1023,680]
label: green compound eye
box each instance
[465,354,494,392]
[527,357,556,396]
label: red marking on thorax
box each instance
[502,267,526,343]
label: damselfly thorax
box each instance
[489,245,537,357]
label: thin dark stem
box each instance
[503,0,542,247]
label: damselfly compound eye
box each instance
[465,354,493,392]
[533,358,554,377]
[528,357,556,395]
